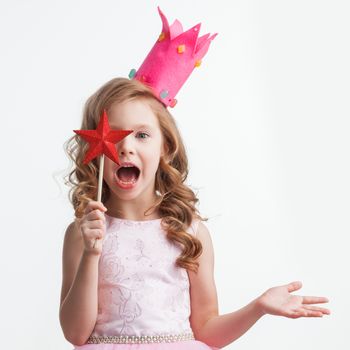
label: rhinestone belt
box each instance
[87,331,195,344]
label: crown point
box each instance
[160,89,169,99]
[169,99,178,108]
[195,60,202,68]
[128,68,137,79]
[177,44,186,54]
[158,32,166,42]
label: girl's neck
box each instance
[106,210,161,221]
[104,192,161,221]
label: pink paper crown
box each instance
[128,6,217,108]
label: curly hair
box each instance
[64,77,208,273]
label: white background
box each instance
[1,1,349,349]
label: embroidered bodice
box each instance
[90,214,200,338]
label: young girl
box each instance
[60,77,330,350]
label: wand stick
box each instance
[97,154,105,202]
[93,154,105,249]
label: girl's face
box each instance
[103,98,165,203]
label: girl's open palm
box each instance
[258,281,331,318]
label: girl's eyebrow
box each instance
[110,123,154,130]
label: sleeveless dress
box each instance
[73,214,219,350]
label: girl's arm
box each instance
[188,222,264,348]
[59,221,100,346]
[193,298,265,349]
[188,222,330,349]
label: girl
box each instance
[60,77,331,350]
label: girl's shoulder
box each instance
[187,216,202,238]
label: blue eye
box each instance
[137,132,149,139]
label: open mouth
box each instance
[115,166,141,186]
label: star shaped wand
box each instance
[73,110,133,248]
[74,109,133,201]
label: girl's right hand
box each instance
[78,200,107,256]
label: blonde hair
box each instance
[64,77,207,272]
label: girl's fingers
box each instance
[88,219,105,230]
[304,311,323,317]
[302,305,331,315]
[84,200,107,215]
[86,209,106,221]
[291,308,323,318]
[302,296,329,304]
[288,309,305,318]
[86,228,104,240]
[304,310,323,317]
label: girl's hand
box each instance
[78,200,107,256]
[257,281,331,318]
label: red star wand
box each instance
[74,109,133,202]
[74,110,133,248]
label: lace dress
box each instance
[73,214,219,350]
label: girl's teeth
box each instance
[119,178,137,185]
[121,181,136,184]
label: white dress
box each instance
[73,214,219,350]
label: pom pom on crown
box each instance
[129,6,217,108]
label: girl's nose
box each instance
[118,137,135,156]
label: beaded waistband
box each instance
[87,331,195,344]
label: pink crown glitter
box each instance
[128,6,217,108]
